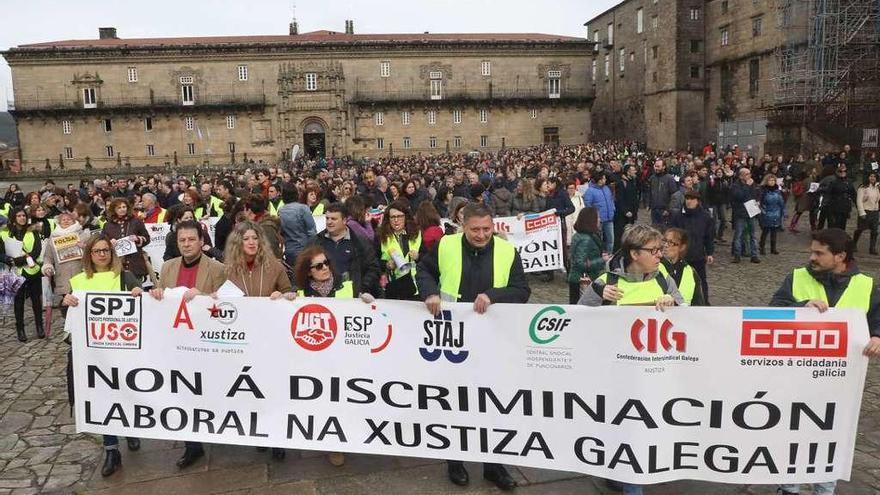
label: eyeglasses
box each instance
[636,247,663,256]
[663,240,681,247]
[389,214,406,220]
[310,260,330,270]
[91,248,111,255]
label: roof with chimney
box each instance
[12,30,586,50]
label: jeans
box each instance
[779,481,837,494]
[601,221,614,253]
[691,258,709,304]
[621,483,644,495]
[103,435,118,450]
[711,204,727,239]
[733,217,758,257]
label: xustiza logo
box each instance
[420,309,468,363]
[85,294,142,349]
[292,304,338,351]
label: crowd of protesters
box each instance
[1,141,878,494]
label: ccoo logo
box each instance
[291,304,338,351]
[630,318,686,353]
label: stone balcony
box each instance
[349,86,594,106]
[9,91,267,116]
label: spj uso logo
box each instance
[420,309,468,363]
[292,303,338,351]
[84,293,142,349]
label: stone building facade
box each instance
[2,27,593,169]
[586,0,810,155]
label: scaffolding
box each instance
[772,0,880,128]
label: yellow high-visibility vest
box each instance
[791,267,873,313]
[437,233,515,302]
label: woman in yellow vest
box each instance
[377,200,423,300]
[580,224,684,310]
[2,207,45,342]
[304,185,328,216]
[292,244,375,467]
[659,227,706,306]
[62,233,143,477]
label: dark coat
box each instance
[730,180,759,220]
[309,228,380,297]
[102,217,150,277]
[670,207,716,262]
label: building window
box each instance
[752,16,763,37]
[187,143,196,155]
[105,145,114,157]
[402,111,411,126]
[429,136,437,148]
[228,142,236,154]
[102,118,112,133]
[652,72,658,82]
[689,7,700,20]
[226,115,236,129]
[305,73,317,91]
[636,8,644,33]
[375,112,384,126]
[619,48,626,72]
[607,23,613,45]
[749,58,760,96]
[453,136,462,148]
[659,112,663,123]
[181,84,194,105]
[146,144,155,156]
[591,60,597,82]
[690,40,702,53]
[427,110,436,125]
[82,87,97,109]
[651,15,658,29]
[377,138,384,149]
[548,72,561,98]
[144,117,152,132]
[380,61,390,78]
[62,120,71,135]
[604,54,611,77]
[237,65,248,81]
[720,26,730,46]
[430,71,443,100]
[480,108,488,123]
[530,109,537,119]
[652,46,659,59]
[127,67,138,83]
[403,137,411,149]
[453,109,462,124]
[721,0,729,14]
[480,135,488,148]
[184,116,194,131]
[593,31,599,43]
[481,60,491,76]
[690,65,701,78]
[64,147,73,159]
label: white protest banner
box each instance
[114,237,137,257]
[494,210,564,272]
[202,217,220,247]
[144,223,171,274]
[52,234,83,263]
[68,298,868,485]
[314,214,326,234]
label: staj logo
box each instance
[740,310,847,358]
[630,318,686,353]
[529,306,571,345]
[85,294,142,349]
[420,309,468,363]
[291,303,338,351]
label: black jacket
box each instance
[731,180,759,220]
[819,176,857,215]
[615,177,640,219]
[416,235,531,304]
[309,228,380,297]
[547,188,575,219]
[771,264,880,337]
[670,207,716,262]
[661,259,706,306]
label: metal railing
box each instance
[9,92,267,112]
[350,86,594,103]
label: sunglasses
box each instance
[310,260,330,270]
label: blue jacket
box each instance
[584,184,616,223]
[278,202,317,261]
[760,187,785,228]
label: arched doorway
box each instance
[302,121,326,159]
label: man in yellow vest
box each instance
[416,202,529,491]
[771,228,879,495]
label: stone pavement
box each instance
[1,216,880,495]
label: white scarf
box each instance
[50,221,83,238]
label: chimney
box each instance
[289,20,299,35]
[345,20,354,35]
[98,27,118,40]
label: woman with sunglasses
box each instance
[2,207,45,341]
[63,233,143,477]
[293,245,375,467]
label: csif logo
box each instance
[630,318,686,353]
[529,306,571,345]
[291,303,338,351]
[420,310,468,363]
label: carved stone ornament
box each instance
[419,63,454,81]
[537,63,572,79]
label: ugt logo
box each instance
[420,310,468,363]
[630,318,686,353]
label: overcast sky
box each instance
[0,0,617,111]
